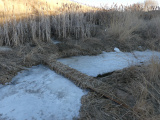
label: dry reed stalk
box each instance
[105,11,144,42]
[0,0,100,46]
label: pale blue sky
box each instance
[72,0,159,7]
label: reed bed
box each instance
[0,0,160,47]
[0,0,160,119]
[0,0,101,46]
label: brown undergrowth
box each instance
[0,40,104,84]
[0,1,160,120]
[1,42,160,119]
[80,58,160,120]
[0,1,160,52]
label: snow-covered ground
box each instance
[58,50,160,77]
[0,65,86,120]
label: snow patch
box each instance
[51,38,61,44]
[58,51,160,77]
[0,65,86,120]
[114,47,121,52]
[0,46,12,52]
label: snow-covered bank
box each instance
[0,65,86,120]
[58,50,160,77]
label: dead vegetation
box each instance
[1,42,160,120]
[80,59,160,120]
[0,0,160,120]
[0,0,100,46]
[0,0,160,51]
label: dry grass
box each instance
[0,0,160,50]
[0,15,52,46]
[104,11,144,42]
[145,16,160,39]
[0,0,97,16]
[95,9,160,51]
[0,1,160,119]
[0,0,100,46]
[79,57,160,120]
[132,57,160,119]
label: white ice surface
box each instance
[114,47,121,52]
[0,46,12,52]
[0,65,86,120]
[58,50,160,77]
[51,38,61,44]
[1,50,160,120]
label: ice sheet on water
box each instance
[58,50,160,77]
[1,50,160,120]
[51,38,61,44]
[0,46,12,52]
[0,65,86,120]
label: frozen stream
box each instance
[1,50,160,120]
[0,65,86,120]
[58,50,160,77]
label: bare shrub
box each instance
[145,17,160,40]
[105,11,145,42]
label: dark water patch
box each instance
[96,71,114,78]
